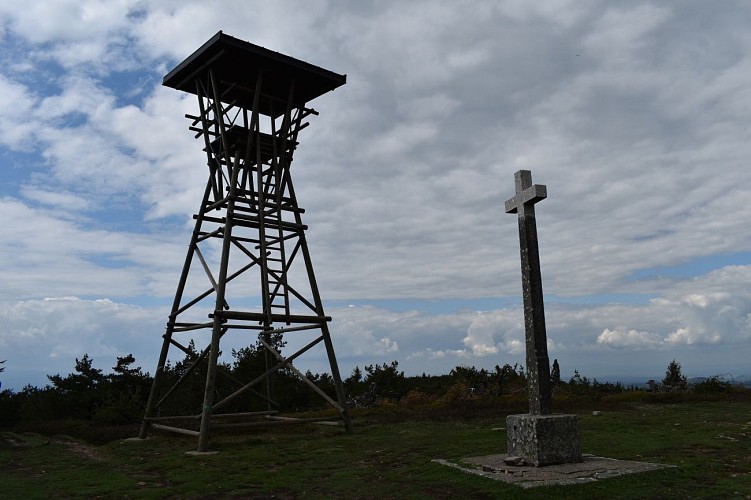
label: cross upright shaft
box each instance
[505,170,552,415]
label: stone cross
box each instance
[505,170,552,415]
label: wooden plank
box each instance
[210,410,277,419]
[145,414,200,422]
[266,415,344,427]
[212,415,343,429]
[151,423,201,437]
[213,310,330,324]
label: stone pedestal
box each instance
[506,414,582,466]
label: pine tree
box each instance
[662,359,688,391]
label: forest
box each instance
[0,344,744,435]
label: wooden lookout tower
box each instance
[139,32,351,451]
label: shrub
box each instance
[441,382,477,402]
[692,376,733,394]
[400,389,436,407]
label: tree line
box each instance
[0,351,741,429]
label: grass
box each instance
[2,398,750,499]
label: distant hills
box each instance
[597,374,751,388]
[687,375,751,387]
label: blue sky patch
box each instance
[630,252,751,281]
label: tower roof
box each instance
[163,31,346,116]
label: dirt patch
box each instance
[50,436,104,462]
[2,432,103,463]
[1,432,27,448]
[1,432,32,476]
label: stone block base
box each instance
[506,414,582,466]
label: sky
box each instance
[2,0,751,391]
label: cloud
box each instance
[664,327,721,346]
[0,74,37,148]
[0,197,186,300]
[583,4,672,65]
[20,187,91,212]
[597,328,662,349]
[1,1,751,389]
[592,267,751,350]
[0,0,134,44]
[0,0,146,72]
[0,296,165,389]
[461,311,524,357]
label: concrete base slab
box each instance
[185,450,220,456]
[433,454,672,489]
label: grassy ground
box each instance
[1,398,750,499]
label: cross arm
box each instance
[505,184,547,214]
